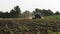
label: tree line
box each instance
[0,6,21,18]
[0,5,60,18]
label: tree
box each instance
[14,6,21,17]
[10,5,21,18]
[47,9,54,16]
[22,10,32,18]
[10,9,16,18]
[0,5,22,18]
[0,11,3,18]
[54,11,60,15]
[41,9,53,16]
[4,12,9,18]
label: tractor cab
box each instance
[35,13,41,18]
[33,12,41,19]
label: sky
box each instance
[0,0,60,13]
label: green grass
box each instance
[44,15,60,19]
[58,32,60,34]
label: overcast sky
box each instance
[0,0,60,13]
